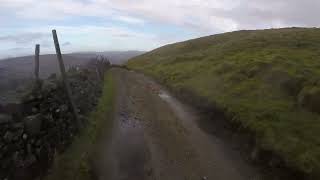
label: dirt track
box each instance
[94,68,265,180]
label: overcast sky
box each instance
[0,0,319,59]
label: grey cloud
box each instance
[207,0,320,29]
[0,32,50,44]
[7,47,27,51]
[62,42,71,46]
[110,0,320,32]
[1,0,320,39]
[115,33,136,38]
[40,40,53,48]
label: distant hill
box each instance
[0,51,144,104]
[69,51,145,65]
[127,27,320,177]
[0,54,89,79]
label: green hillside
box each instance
[127,28,320,177]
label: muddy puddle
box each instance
[97,111,152,180]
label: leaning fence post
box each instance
[52,29,81,130]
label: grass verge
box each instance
[45,71,115,180]
[127,28,320,178]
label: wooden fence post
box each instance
[34,44,40,80]
[52,29,81,130]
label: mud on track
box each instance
[94,68,266,180]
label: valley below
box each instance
[0,51,144,105]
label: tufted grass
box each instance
[127,28,320,177]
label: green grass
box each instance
[127,28,320,177]
[45,72,115,180]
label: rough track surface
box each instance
[95,68,265,180]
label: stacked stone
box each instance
[0,60,110,180]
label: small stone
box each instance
[23,114,42,135]
[55,109,60,113]
[12,122,24,129]
[202,176,208,180]
[60,105,68,112]
[3,131,14,142]
[13,129,23,141]
[42,81,57,92]
[22,133,28,140]
[32,107,38,113]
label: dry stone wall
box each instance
[0,59,110,180]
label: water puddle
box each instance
[158,90,196,125]
[104,111,150,180]
[158,91,171,100]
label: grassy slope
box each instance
[127,28,320,176]
[45,72,115,180]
